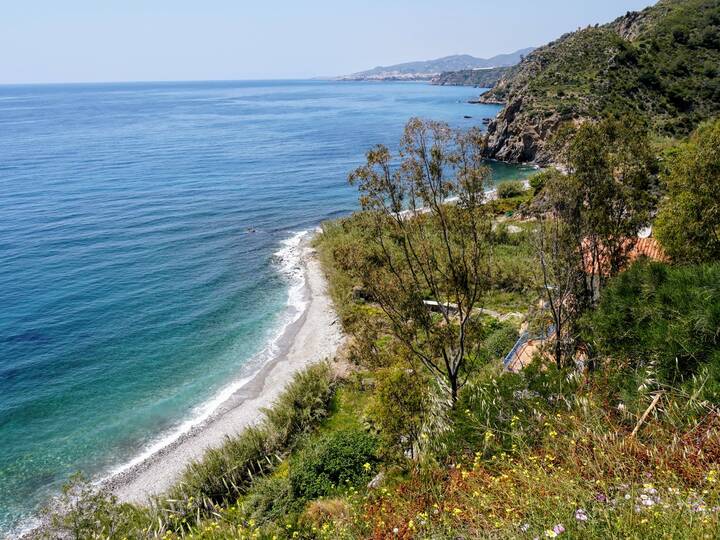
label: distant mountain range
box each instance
[338,48,535,81]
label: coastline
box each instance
[102,232,344,504]
[1,80,530,539]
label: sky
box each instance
[1,1,657,84]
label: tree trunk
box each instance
[554,337,563,369]
[449,374,459,406]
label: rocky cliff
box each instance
[480,0,720,164]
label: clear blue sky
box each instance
[1,0,656,84]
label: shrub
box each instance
[42,474,155,539]
[655,119,720,263]
[492,250,536,292]
[289,428,378,501]
[439,361,579,461]
[528,168,566,196]
[158,362,336,529]
[241,475,300,524]
[483,323,520,360]
[466,320,521,370]
[264,362,337,447]
[496,180,526,199]
[585,261,720,386]
[440,369,534,458]
[369,367,429,461]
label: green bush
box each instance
[241,475,300,524]
[496,180,526,199]
[441,369,539,458]
[655,119,720,263]
[369,367,429,461]
[528,168,564,195]
[462,321,520,377]
[289,428,378,501]
[585,261,720,385]
[440,361,578,461]
[264,362,338,448]
[483,323,520,360]
[168,363,335,510]
[42,474,156,539]
[491,249,536,292]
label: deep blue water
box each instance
[0,80,534,534]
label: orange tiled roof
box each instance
[582,237,668,275]
[631,237,669,263]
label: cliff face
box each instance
[480,0,720,164]
[483,99,563,164]
[479,24,622,164]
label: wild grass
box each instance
[44,361,338,538]
[159,362,337,528]
[322,364,720,540]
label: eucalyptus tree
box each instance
[655,119,720,263]
[533,169,584,368]
[349,118,493,404]
[551,117,657,304]
[532,118,657,367]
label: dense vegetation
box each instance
[430,66,510,88]
[654,119,720,262]
[43,115,720,539]
[481,0,720,163]
[586,261,720,389]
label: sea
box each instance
[0,79,535,535]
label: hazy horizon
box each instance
[2,1,656,85]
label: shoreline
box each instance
[101,232,344,504]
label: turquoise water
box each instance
[0,80,535,534]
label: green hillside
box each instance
[481,0,720,163]
[430,66,511,87]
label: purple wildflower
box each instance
[639,494,656,507]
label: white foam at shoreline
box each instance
[100,230,313,481]
[13,230,320,538]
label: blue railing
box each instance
[503,331,530,367]
[503,324,556,368]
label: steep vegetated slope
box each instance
[481,0,720,163]
[430,66,511,87]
